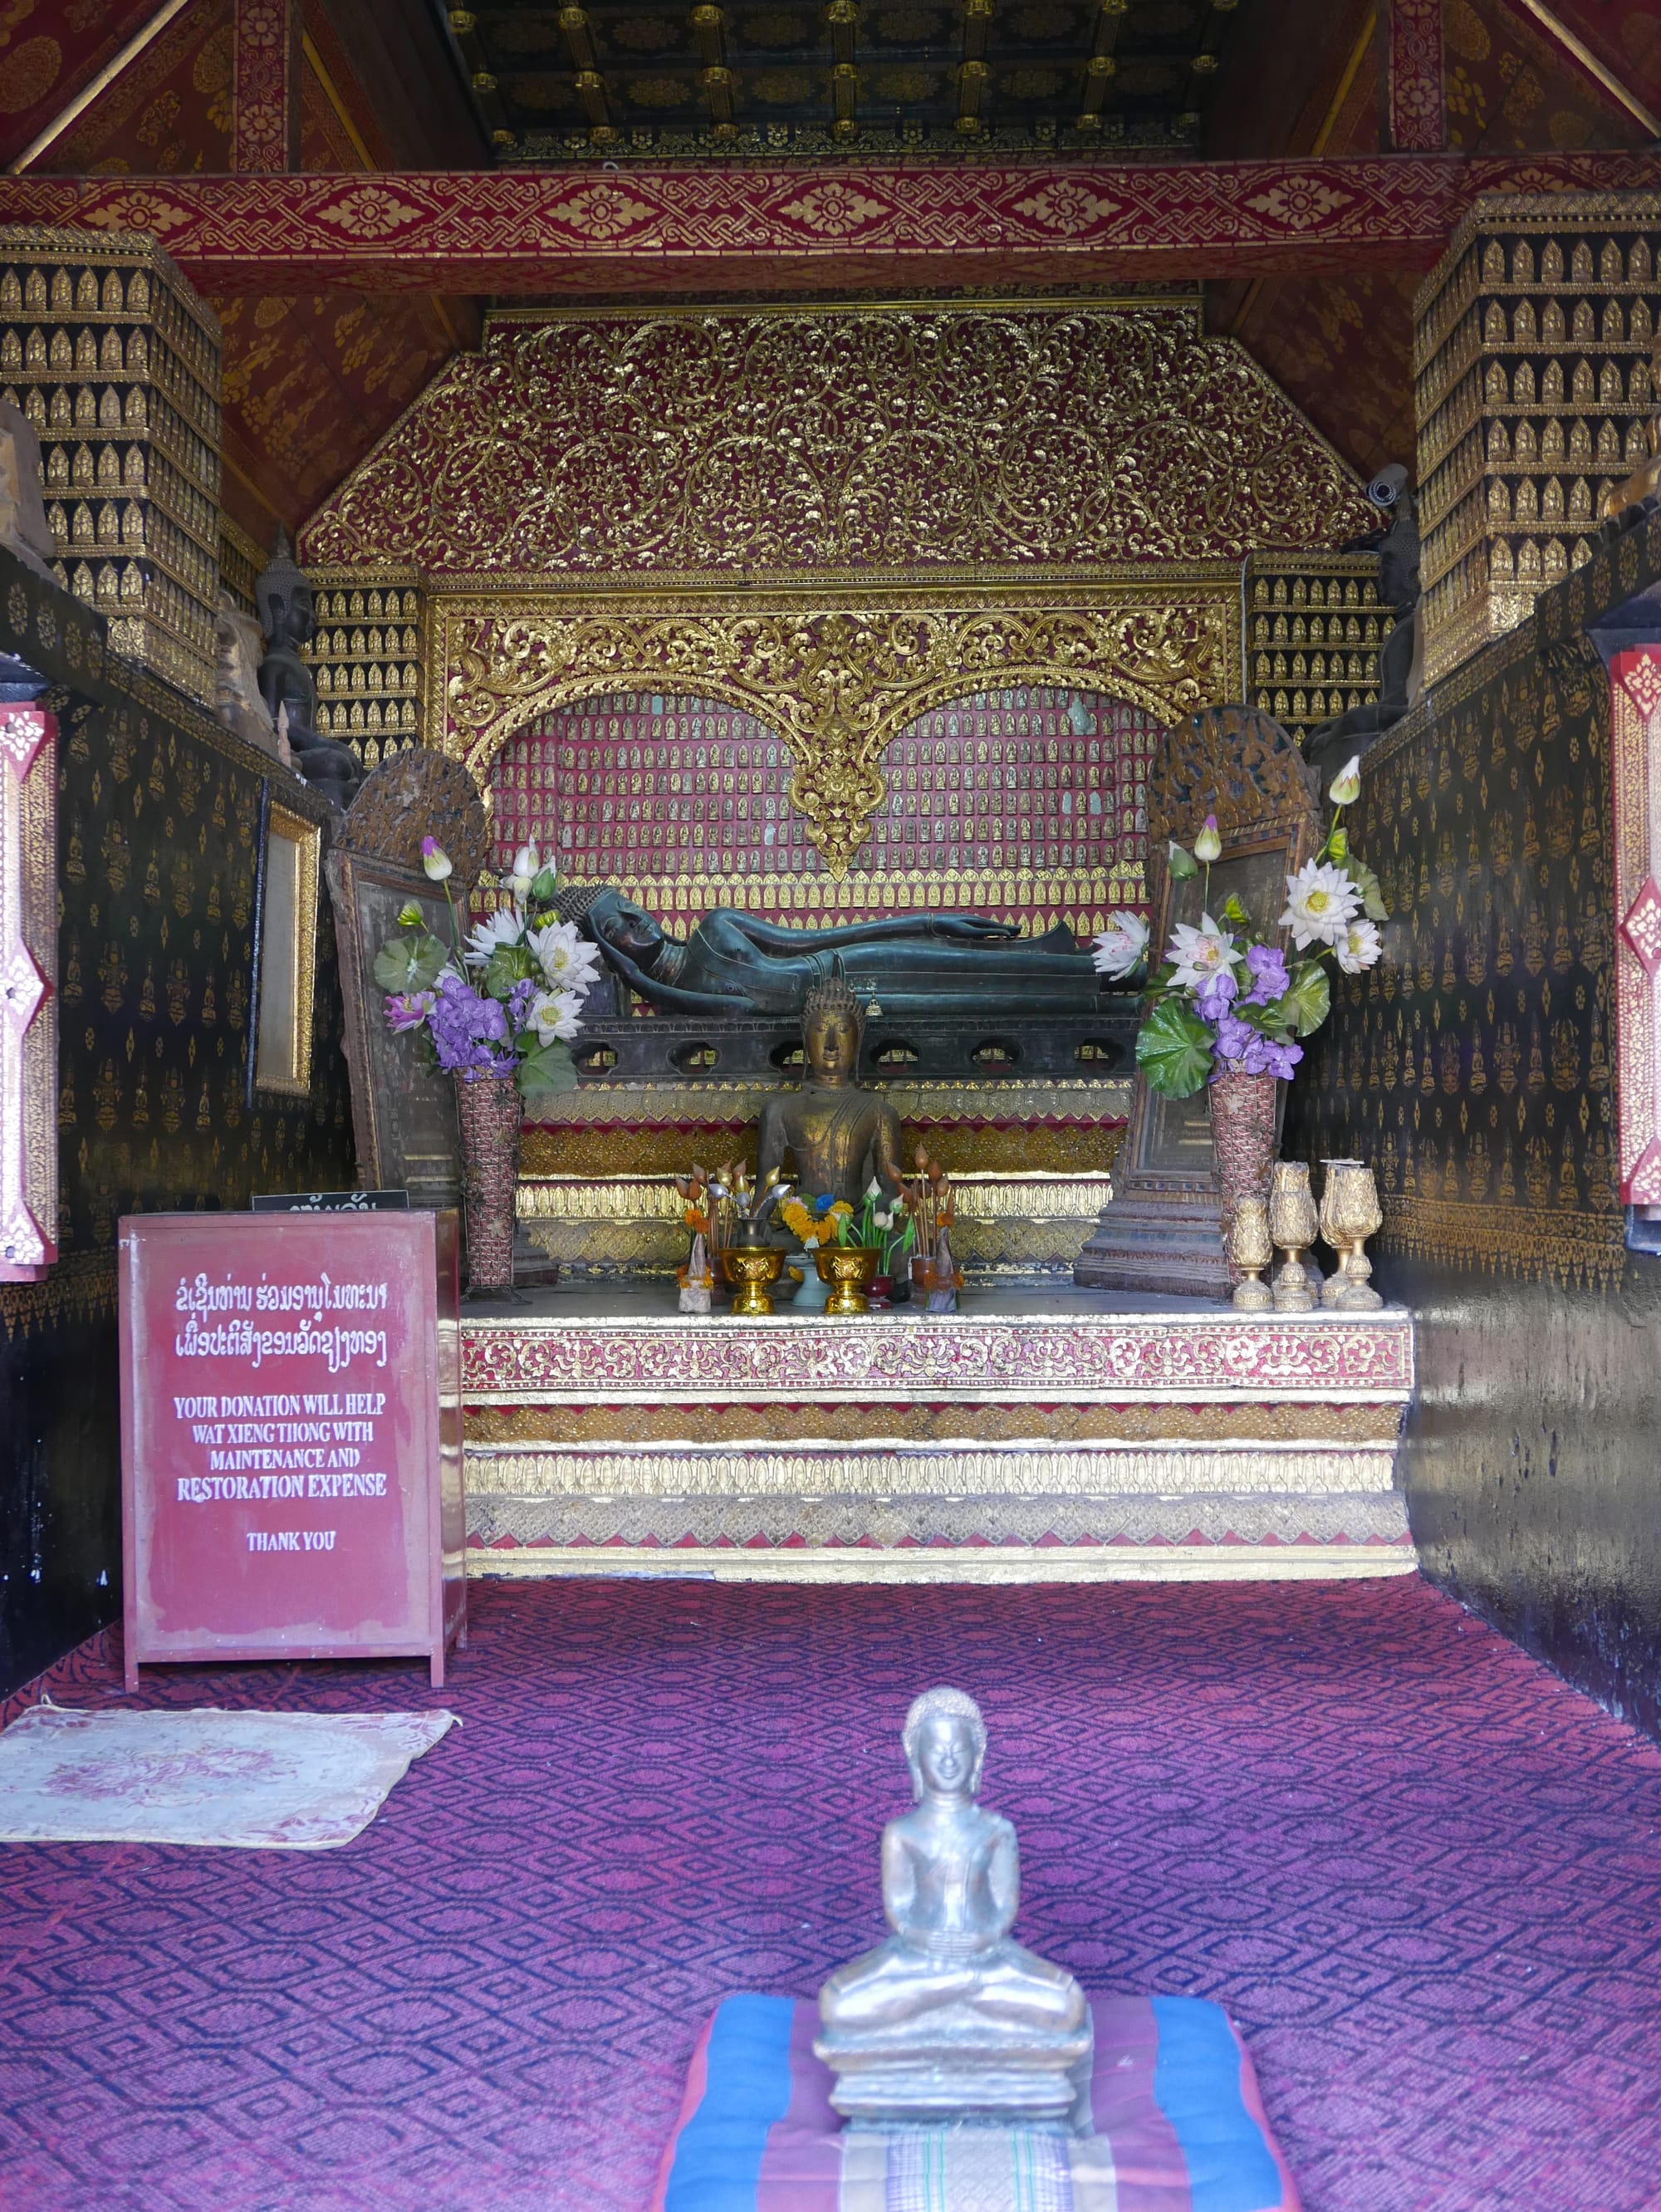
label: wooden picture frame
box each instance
[252,793,321,1097]
[325,845,463,1214]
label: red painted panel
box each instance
[489,685,1158,934]
[119,1210,463,1689]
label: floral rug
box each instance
[0,1704,456,1848]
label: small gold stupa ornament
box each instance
[1267,1160,1320,1312]
[1318,1159,1384,1310]
[1227,1194,1274,1311]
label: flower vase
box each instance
[1208,1071,1277,1284]
[454,1071,522,1297]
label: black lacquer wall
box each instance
[0,547,353,1696]
[1286,513,1661,1739]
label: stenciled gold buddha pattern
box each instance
[1283,513,1661,1294]
[0,547,354,1345]
[1242,552,1394,743]
[1416,194,1661,687]
[304,575,426,768]
[0,228,223,711]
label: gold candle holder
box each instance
[721,1244,784,1317]
[1318,1160,1384,1310]
[815,1245,881,1317]
[1227,1195,1274,1311]
[1267,1160,1320,1312]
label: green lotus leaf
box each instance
[373,931,447,994]
[1346,860,1389,921]
[1135,993,1214,1098]
[517,1038,580,1099]
[483,944,539,1000]
[1279,960,1332,1037]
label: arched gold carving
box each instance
[438,588,1234,875]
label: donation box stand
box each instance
[119,1210,465,1691]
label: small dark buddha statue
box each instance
[254,529,365,812]
[757,966,904,1208]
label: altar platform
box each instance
[460,1288,1415,1583]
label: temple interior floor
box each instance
[4,1574,1659,2212]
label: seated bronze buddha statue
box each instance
[757,968,903,1210]
[816,1687,1092,2127]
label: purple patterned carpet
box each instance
[2,1576,1660,2212]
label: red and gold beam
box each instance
[0,153,1654,296]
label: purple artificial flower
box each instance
[507,976,539,1024]
[385,989,434,1034]
[1262,1037,1304,1080]
[1194,967,1238,1023]
[1209,1009,1304,1081]
[424,971,519,1074]
[1242,943,1290,1006]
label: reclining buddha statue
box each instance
[816,1686,1092,2127]
[575,886,1114,1022]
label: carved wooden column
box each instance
[1608,645,1661,1207]
[0,699,56,1283]
[233,0,301,174]
[1384,0,1445,153]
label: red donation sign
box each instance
[119,1211,465,1690]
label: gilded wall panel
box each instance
[1414,193,1661,686]
[301,302,1373,581]
[435,583,1237,875]
[0,228,223,709]
[0,545,355,1337]
[1284,504,1661,1292]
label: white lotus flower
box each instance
[1328,755,1363,807]
[528,919,601,993]
[1164,913,1236,988]
[1333,917,1383,974]
[1279,860,1361,950]
[510,841,541,898]
[1091,910,1150,978]
[528,988,582,1044]
[463,910,523,966]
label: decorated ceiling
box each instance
[0,0,1654,526]
[443,0,1242,163]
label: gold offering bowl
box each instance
[721,1244,785,1317]
[814,1245,881,1317]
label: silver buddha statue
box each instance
[816,1687,1092,2128]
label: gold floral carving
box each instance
[437,586,1233,872]
[520,1074,1133,1127]
[520,1121,1127,1180]
[466,1398,1406,1448]
[463,1444,1401,1503]
[301,301,1373,579]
